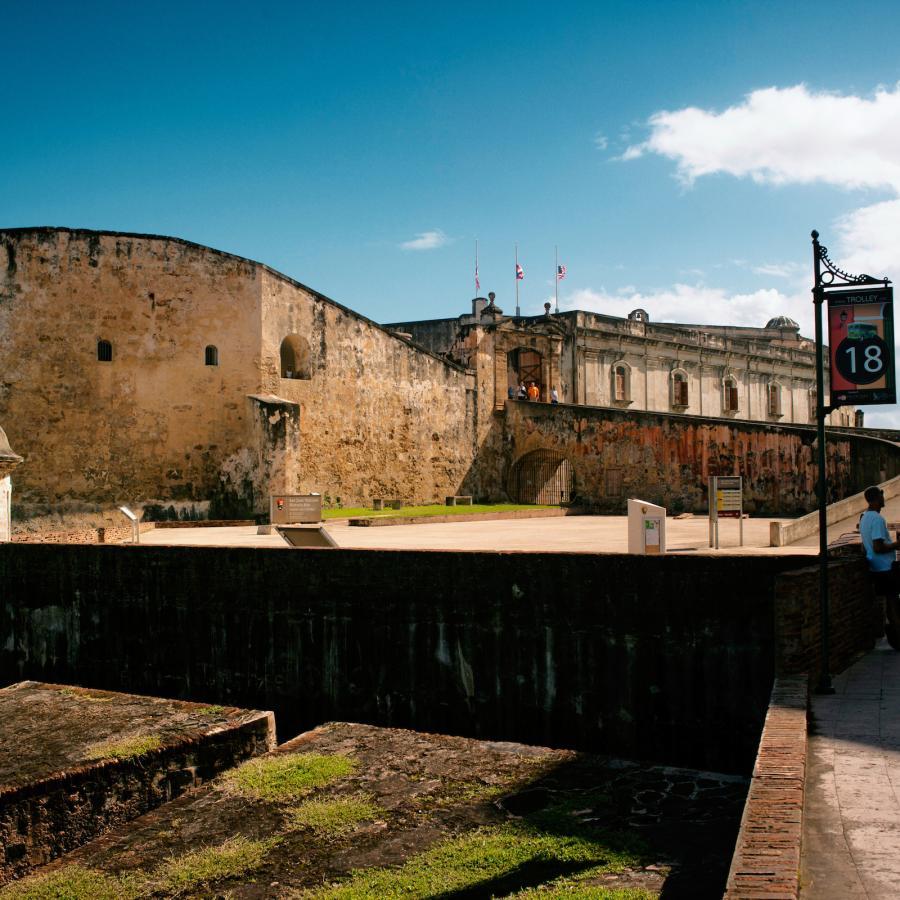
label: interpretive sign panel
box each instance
[270,494,322,524]
[827,286,896,406]
[708,475,743,548]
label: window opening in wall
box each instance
[205,345,218,366]
[767,383,782,417]
[672,371,688,407]
[808,386,817,421]
[613,364,629,402]
[724,377,739,412]
[97,339,112,362]
[507,347,543,396]
[280,335,312,379]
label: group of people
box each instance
[508,382,559,404]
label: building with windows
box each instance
[1,227,870,518]
[388,301,857,428]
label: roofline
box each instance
[0,226,467,374]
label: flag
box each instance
[557,264,567,280]
[475,263,480,293]
[516,263,524,280]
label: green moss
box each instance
[84,734,162,761]
[227,752,356,801]
[297,816,647,899]
[0,865,134,900]
[418,779,509,807]
[286,796,380,834]
[513,888,655,899]
[196,704,227,716]
[147,835,281,894]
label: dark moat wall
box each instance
[0,545,833,774]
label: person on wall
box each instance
[527,382,540,402]
[859,485,900,650]
[550,386,559,404]
[517,382,527,400]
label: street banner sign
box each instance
[827,286,896,406]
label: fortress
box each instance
[0,227,884,519]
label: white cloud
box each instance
[835,199,900,279]
[561,283,812,335]
[594,132,609,150]
[399,229,449,251]
[624,84,900,191]
[752,262,802,279]
[624,82,900,301]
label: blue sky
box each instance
[7,1,900,422]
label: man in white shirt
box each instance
[859,485,900,647]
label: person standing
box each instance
[517,382,527,400]
[859,485,900,647]
[527,382,539,401]
[550,386,559,404]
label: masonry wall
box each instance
[258,270,477,505]
[502,401,900,514]
[0,543,826,774]
[0,229,262,510]
[0,229,479,514]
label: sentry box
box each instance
[627,498,667,555]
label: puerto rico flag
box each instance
[516,263,524,280]
[557,264,567,280]
[475,262,480,293]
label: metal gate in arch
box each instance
[507,449,574,505]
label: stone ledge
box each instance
[0,682,275,884]
[348,507,586,527]
[724,674,808,900]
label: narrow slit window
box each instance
[97,339,112,362]
[724,378,739,412]
[205,345,218,366]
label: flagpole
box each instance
[475,239,478,295]
[515,243,520,317]
[555,246,559,313]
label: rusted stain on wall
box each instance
[502,402,900,514]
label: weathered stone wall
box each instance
[0,229,478,514]
[1,543,826,773]
[0,229,262,509]
[501,401,900,514]
[258,270,477,505]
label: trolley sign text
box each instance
[827,286,896,407]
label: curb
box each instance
[724,675,808,899]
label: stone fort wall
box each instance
[0,229,478,514]
[502,400,900,514]
[0,543,875,774]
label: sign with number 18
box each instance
[828,286,896,406]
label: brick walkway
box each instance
[801,640,900,897]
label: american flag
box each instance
[516,263,524,280]
[557,264,567,280]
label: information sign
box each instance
[827,286,896,406]
[708,475,743,548]
[270,494,322,524]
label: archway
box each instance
[507,449,574,504]
[280,335,312,379]
[507,347,544,396]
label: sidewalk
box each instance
[801,640,900,897]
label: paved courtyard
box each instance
[140,514,818,554]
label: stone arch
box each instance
[280,335,312,380]
[507,448,574,504]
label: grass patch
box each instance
[84,734,162,761]
[286,796,380,834]
[296,817,649,899]
[418,779,510,808]
[148,835,281,895]
[227,752,356,801]
[195,704,227,716]
[0,866,130,900]
[0,838,281,900]
[322,503,555,520]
